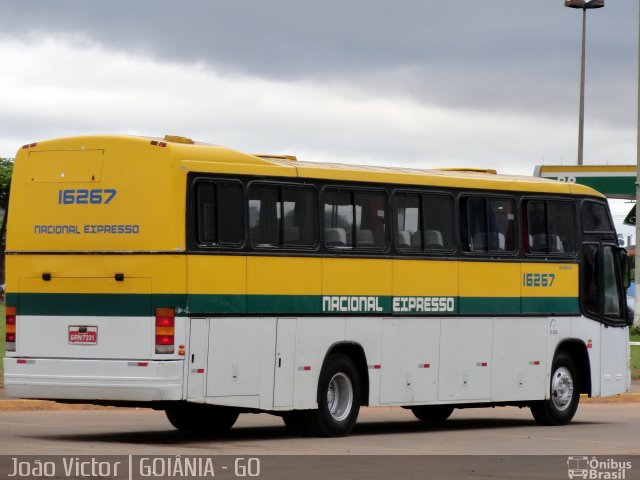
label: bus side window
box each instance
[487,198,516,252]
[196,182,216,244]
[393,193,421,251]
[282,187,317,248]
[324,189,386,250]
[461,196,515,254]
[462,197,486,252]
[525,200,547,253]
[248,184,280,247]
[548,201,576,254]
[249,184,318,249]
[218,183,244,245]
[423,195,454,251]
[525,199,576,255]
[324,189,353,249]
[195,181,244,247]
[355,191,387,249]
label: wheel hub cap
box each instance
[327,372,353,422]
[551,366,574,411]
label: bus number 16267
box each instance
[523,273,555,287]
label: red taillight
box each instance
[155,335,174,345]
[155,307,175,354]
[6,306,16,352]
[156,317,174,328]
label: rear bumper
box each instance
[3,357,184,402]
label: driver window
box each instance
[582,243,625,322]
[582,244,599,316]
[603,246,622,318]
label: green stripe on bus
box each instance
[458,297,521,315]
[9,293,186,317]
[521,297,580,314]
[246,295,321,314]
[8,292,580,316]
[188,294,246,314]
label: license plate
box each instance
[68,326,98,345]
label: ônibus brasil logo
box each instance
[567,456,632,479]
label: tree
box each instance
[0,157,14,288]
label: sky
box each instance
[0,0,638,237]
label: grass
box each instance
[632,347,640,381]
[632,327,640,381]
[631,326,640,343]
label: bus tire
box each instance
[411,405,454,425]
[305,354,361,437]
[530,351,579,426]
[165,404,239,433]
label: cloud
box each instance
[0,34,635,176]
[0,0,636,125]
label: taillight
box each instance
[6,306,16,352]
[155,307,175,354]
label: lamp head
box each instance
[564,0,604,9]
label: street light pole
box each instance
[636,0,640,327]
[578,8,586,165]
[565,0,604,165]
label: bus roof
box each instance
[21,134,604,197]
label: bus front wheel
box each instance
[305,354,361,437]
[165,404,239,433]
[530,351,579,426]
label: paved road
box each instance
[2,404,639,479]
[0,402,638,456]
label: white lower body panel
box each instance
[3,357,184,402]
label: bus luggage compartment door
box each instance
[438,318,493,401]
[380,318,440,404]
[273,318,297,408]
[187,318,209,402]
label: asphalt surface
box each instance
[0,401,638,455]
[2,397,639,480]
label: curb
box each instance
[581,392,640,404]
[0,399,119,411]
[1,394,639,411]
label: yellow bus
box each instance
[3,135,631,436]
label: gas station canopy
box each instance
[534,165,636,224]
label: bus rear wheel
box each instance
[530,351,579,426]
[165,403,239,433]
[305,354,361,437]
[411,405,454,425]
